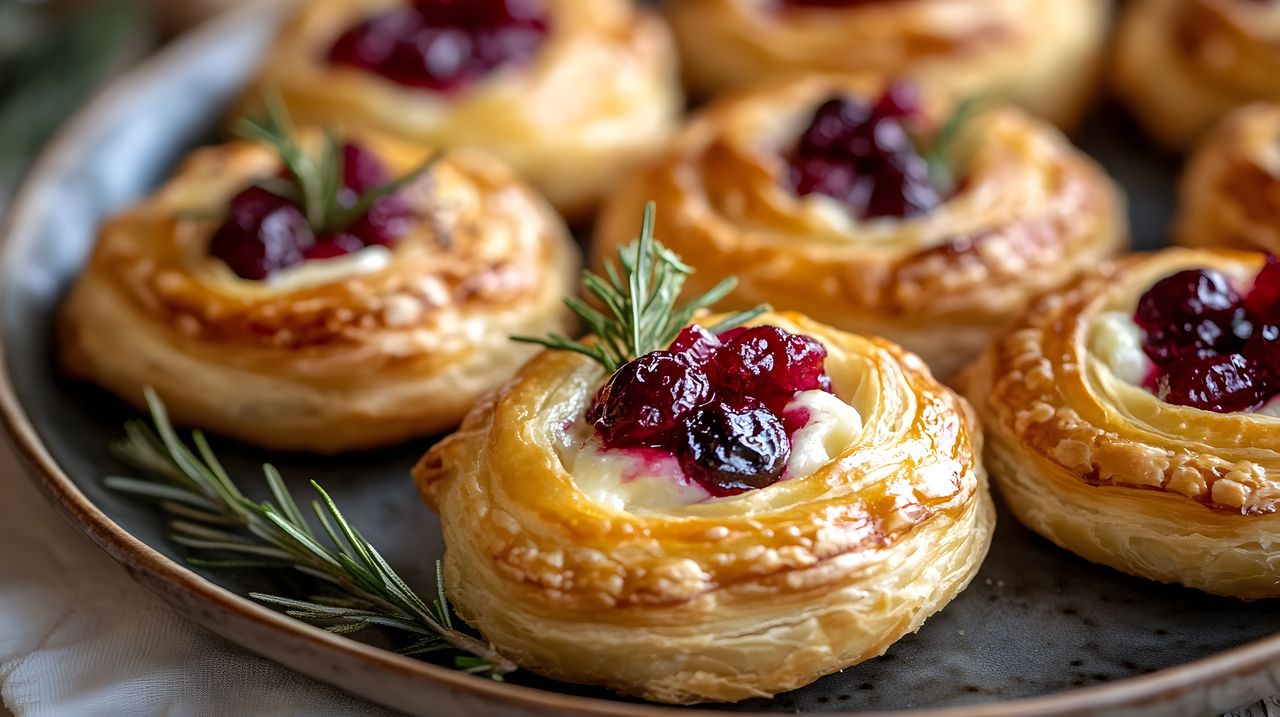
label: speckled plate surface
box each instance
[2,4,1280,717]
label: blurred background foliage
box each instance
[0,0,150,202]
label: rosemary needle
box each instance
[106,388,515,679]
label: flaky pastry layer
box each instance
[59,134,579,453]
[238,0,680,219]
[665,0,1108,128]
[1114,0,1280,151]
[1176,102,1280,254]
[962,249,1280,599]
[414,312,994,703]
[593,75,1126,380]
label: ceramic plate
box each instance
[3,4,1280,716]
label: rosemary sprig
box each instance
[514,202,767,372]
[923,96,984,195]
[233,94,439,234]
[106,388,515,679]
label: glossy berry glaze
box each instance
[327,0,549,93]
[590,324,833,496]
[1134,258,1280,412]
[208,143,414,280]
[786,82,942,220]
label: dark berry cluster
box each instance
[1135,259,1280,413]
[209,143,414,280]
[589,324,833,496]
[328,0,549,93]
[786,82,942,220]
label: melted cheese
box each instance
[1091,311,1152,386]
[782,390,863,480]
[265,245,393,290]
[1255,396,1280,418]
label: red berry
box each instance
[1245,256,1280,319]
[788,156,867,208]
[1243,323,1280,383]
[347,194,415,247]
[592,351,712,449]
[796,98,872,155]
[1135,269,1249,364]
[341,143,390,196]
[209,186,313,280]
[873,80,924,120]
[412,0,472,24]
[714,325,831,411]
[304,232,364,260]
[327,8,420,70]
[786,84,941,220]
[863,150,941,219]
[715,326,750,343]
[668,325,721,367]
[679,397,791,497]
[328,0,548,93]
[1154,353,1265,413]
[1136,269,1242,332]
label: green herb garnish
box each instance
[923,96,984,195]
[513,202,767,373]
[234,94,440,234]
[106,389,514,679]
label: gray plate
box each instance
[3,4,1279,717]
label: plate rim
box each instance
[1,4,1278,716]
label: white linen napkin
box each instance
[0,437,398,717]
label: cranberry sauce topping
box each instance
[327,0,549,93]
[592,351,712,449]
[680,398,791,497]
[1135,257,1280,412]
[590,324,833,496]
[1154,354,1265,414]
[786,82,942,220]
[209,142,414,280]
[208,187,310,281]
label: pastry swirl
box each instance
[665,0,1109,128]
[1114,0,1280,150]
[238,0,680,219]
[1176,102,1280,254]
[962,249,1280,599]
[414,311,994,703]
[593,75,1127,379]
[59,132,580,453]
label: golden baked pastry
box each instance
[60,124,579,453]
[962,248,1280,600]
[415,219,993,703]
[665,0,1109,129]
[1114,0,1280,151]
[1176,102,1280,254]
[593,75,1127,379]
[238,0,681,219]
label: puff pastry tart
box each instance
[59,113,579,453]
[963,248,1280,599]
[415,222,994,703]
[238,0,680,219]
[1114,0,1280,151]
[593,76,1127,379]
[664,0,1109,129]
[1175,102,1280,254]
